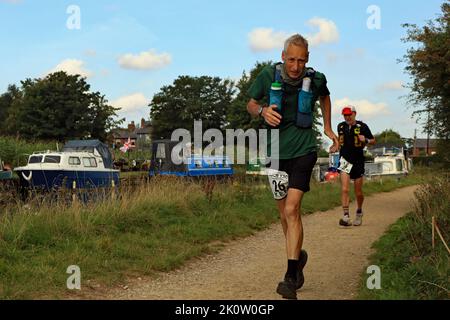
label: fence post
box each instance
[432,216,435,250]
[111,179,116,201]
[72,180,77,205]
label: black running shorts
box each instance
[268,152,318,199]
[348,162,365,180]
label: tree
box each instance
[2,71,122,141]
[401,3,450,140]
[374,129,405,146]
[226,61,272,130]
[0,84,22,135]
[149,75,235,139]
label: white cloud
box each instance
[47,59,93,78]
[248,28,289,52]
[377,81,404,91]
[305,17,339,46]
[118,50,172,70]
[110,93,150,113]
[248,17,339,52]
[333,98,391,118]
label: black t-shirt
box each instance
[337,120,374,164]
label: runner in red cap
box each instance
[337,105,376,226]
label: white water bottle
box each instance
[302,77,311,92]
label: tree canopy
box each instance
[374,129,405,147]
[402,2,450,140]
[149,75,234,139]
[0,71,122,141]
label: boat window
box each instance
[381,162,393,172]
[156,143,166,159]
[396,159,403,171]
[44,155,61,163]
[69,157,81,165]
[29,156,43,164]
[83,157,97,167]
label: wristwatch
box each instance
[258,104,267,116]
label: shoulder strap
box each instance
[305,67,316,78]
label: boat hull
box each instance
[15,169,119,190]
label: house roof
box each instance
[135,127,151,135]
[111,129,138,139]
[414,138,438,148]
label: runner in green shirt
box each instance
[247,34,339,299]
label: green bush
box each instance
[358,174,450,300]
[0,136,56,166]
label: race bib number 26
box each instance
[267,169,288,200]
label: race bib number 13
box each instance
[338,157,353,174]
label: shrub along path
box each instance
[82,185,418,300]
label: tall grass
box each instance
[358,171,449,300]
[0,170,426,299]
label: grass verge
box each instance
[357,171,449,300]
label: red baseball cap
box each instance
[342,105,356,115]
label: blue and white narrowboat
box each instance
[149,140,233,177]
[14,140,119,189]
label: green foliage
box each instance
[374,129,405,147]
[149,75,235,139]
[0,136,56,166]
[1,72,122,141]
[227,61,272,131]
[358,174,450,300]
[0,85,21,135]
[401,3,450,140]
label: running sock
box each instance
[343,206,349,216]
[286,259,299,280]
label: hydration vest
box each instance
[272,62,317,129]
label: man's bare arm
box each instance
[319,95,339,153]
[247,98,282,127]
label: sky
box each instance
[0,0,445,142]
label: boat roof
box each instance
[62,140,113,169]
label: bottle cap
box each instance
[271,82,282,90]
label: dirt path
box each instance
[87,185,418,300]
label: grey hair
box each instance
[283,34,309,52]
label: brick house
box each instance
[412,138,438,156]
[110,118,152,151]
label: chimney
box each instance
[141,118,146,128]
[128,121,136,132]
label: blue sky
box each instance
[0,0,445,141]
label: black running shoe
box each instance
[276,277,298,300]
[296,249,308,289]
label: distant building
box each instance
[412,138,438,156]
[109,118,152,151]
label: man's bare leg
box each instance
[353,177,364,226]
[354,177,364,209]
[339,172,352,226]
[276,188,306,299]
